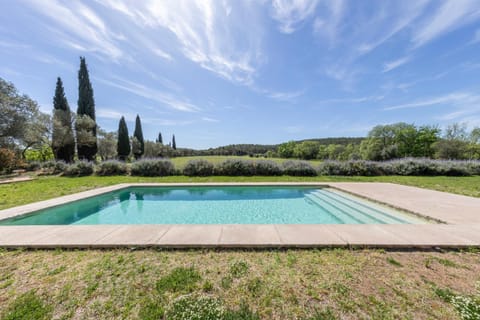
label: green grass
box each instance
[1,249,479,319]
[0,175,479,210]
[170,155,323,169]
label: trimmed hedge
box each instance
[183,159,214,176]
[96,160,128,176]
[130,158,175,176]
[254,160,282,176]
[282,160,317,176]
[215,159,256,176]
[63,161,94,177]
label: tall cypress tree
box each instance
[76,56,97,161]
[52,77,75,163]
[157,132,163,144]
[117,116,130,161]
[172,134,176,150]
[133,114,144,159]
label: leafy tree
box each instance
[97,129,117,161]
[133,115,144,159]
[76,57,97,160]
[434,123,468,159]
[293,141,319,160]
[117,116,130,161]
[172,134,176,150]
[0,77,50,156]
[52,77,75,163]
[157,132,163,144]
[277,141,296,158]
[144,140,162,157]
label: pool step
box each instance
[304,194,367,224]
[313,190,408,224]
[306,190,405,224]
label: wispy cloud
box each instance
[271,0,318,34]
[382,56,412,73]
[412,0,480,48]
[471,28,480,43]
[97,76,200,113]
[201,117,219,122]
[24,0,125,60]
[100,0,262,85]
[312,0,345,46]
[266,90,305,102]
[383,92,480,111]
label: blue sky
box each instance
[1,0,480,149]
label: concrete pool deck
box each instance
[0,182,479,249]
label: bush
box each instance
[0,148,17,173]
[96,160,128,176]
[25,161,42,172]
[183,159,214,176]
[254,160,282,176]
[63,161,94,177]
[282,160,317,176]
[318,160,383,176]
[130,158,175,176]
[166,294,224,320]
[215,159,256,176]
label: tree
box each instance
[172,134,176,150]
[293,141,319,160]
[76,57,97,161]
[52,77,75,163]
[159,132,163,144]
[133,115,144,159]
[0,77,50,156]
[117,116,130,161]
[277,141,296,158]
[97,129,117,161]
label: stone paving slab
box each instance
[156,225,223,247]
[275,225,345,246]
[220,225,282,247]
[94,225,171,247]
[329,182,480,224]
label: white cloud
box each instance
[383,92,480,111]
[312,0,345,45]
[271,0,318,34]
[97,76,200,113]
[266,90,305,102]
[99,0,262,85]
[24,0,125,60]
[382,56,412,73]
[201,117,219,122]
[471,28,480,43]
[412,0,480,48]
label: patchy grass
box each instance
[1,249,480,319]
[0,175,479,210]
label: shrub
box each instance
[214,159,256,176]
[166,294,224,320]
[63,161,94,177]
[254,160,282,176]
[95,160,128,176]
[130,158,175,176]
[0,148,17,173]
[282,160,317,176]
[25,161,42,172]
[183,159,214,176]
[318,160,383,176]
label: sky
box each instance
[1,0,480,149]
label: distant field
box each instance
[170,155,323,169]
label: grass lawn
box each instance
[170,155,323,169]
[1,175,479,319]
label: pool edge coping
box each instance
[1,182,480,249]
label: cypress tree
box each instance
[133,114,144,159]
[76,56,97,160]
[52,77,75,163]
[157,132,163,144]
[117,116,130,161]
[172,134,176,150]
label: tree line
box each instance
[277,123,480,161]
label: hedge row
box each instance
[26,158,480,177]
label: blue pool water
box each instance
[0,187,423,225]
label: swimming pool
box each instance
[0,186,425,225]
